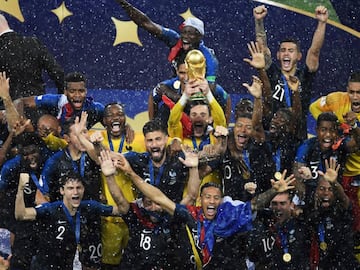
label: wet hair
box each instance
[200,182,223,197]
[189,99,210,115]
[276,108,293,123]
[61,116,77,136]
[348,71,360,83]
[235,112,252,122]
[64,72,86,89]
[143,120,168,136]
[175,53,186,69]
[316,112,338,127]
[14,132,42,155]
[59,171,83,187]
[104,102,126,116]
[235,98,254,114]
[273,190,294,202]
[279,37,301,52]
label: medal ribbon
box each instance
[66,149,86,178]
[278,227,289,256]
[197,210,213,264]
[192,135,210,151]
[107,133,125,153]
[272,148,281,172]
[318,222,325,244]
[148,159,165,186]
[30,172,42,191]
[62,202,81,246]
[242,149,251,170]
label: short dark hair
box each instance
[14,132,42,155]
[200,182,223,197]
[276,108,293,123]
[175,53,186,69]
[272,190,294,202]
[62,116,77,135]
[189,99,210,116]
[317,112,338,127]
[59,171,83,187]
[235,112,252,122]
[104,102,126,115]
[143,120,168,136]
[279,38,301,52]
[348,71,360,83]
[64,72,86,89]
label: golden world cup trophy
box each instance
[185,49,207,101]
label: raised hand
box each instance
[343,111,357,127]
[213,125,229,137]
[178,144,199,168]
[245,182,257,194]
[0,254,11,270]
[90,130,104,144]
[0,71,10,100]
[242,75,263,99]
[12,118,31,137]
[99,150,116,177]
[184,78,210,97]
[298,166,312,180]
[270,170,296,193]
[243,41,265,69]
[318,157,340,183]
[253,5,267,20]
[125,123,135,144]
[315,5,328,23]
[287,75,300,92]
[112,152,133,175]
[168,137,182,157]
[73,111,88,136]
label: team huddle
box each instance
[0,1,360,270]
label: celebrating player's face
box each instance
[22,145,41,170]
[180,26,202,51]
[190,105,211,138]
[270,193,293,224]
[348,82,360,113]
[103,104,126,138]
[65,81,87,111]
[233,117,253,150]
[316,121,337,151]
[277,42,301,73]
[316,179,334,208]
[68,124,89,152]
[269,111,291,138]
[61,180,85,209]
[145,131,168,164]
[200,186,222,220]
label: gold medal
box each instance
[274,172,282,181]
[320,242,327,251]
[173,80,181,90]
[283,253,292,262]
[77,244,82,252]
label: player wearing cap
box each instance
[115,0,218,83]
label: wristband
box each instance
[205,90,214,103]
[179,94,188,106]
